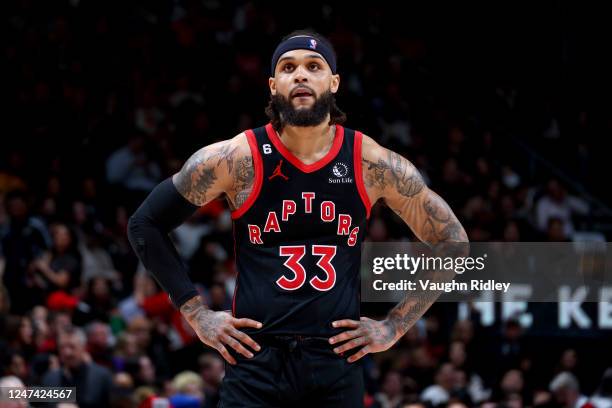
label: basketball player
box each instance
[128,30,468,407]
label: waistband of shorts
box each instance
[251,334,332,349]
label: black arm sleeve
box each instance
[127,177,200,309]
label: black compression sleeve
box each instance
[127,178,200,309]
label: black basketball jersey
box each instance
[231,123,372,337]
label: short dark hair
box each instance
[265,29,346,131]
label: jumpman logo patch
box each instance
[269,159,289,181]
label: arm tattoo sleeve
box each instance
[173,145,232,206]
[365,147,469,339]
[173,140,253,209]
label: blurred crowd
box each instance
[2,1,611,407]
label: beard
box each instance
[271,89,334,127]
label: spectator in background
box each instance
[135,355,157,388]
[30,223,81,303]
[134,88,165,136]
[497,369,525,405]
[79,231,122,291]
[0,375,28,408]
[106,132,162,194]
[124,354,158,389]
[1,351,28,383]
[199,353,224,408]
[132,386,159,408]
[42,326,113,408]
[173,213,211,261]
[81,277,115,322]
[207,282,231,311]
[403,345,436,391]
[1,191,49,313]
[546,217,571,242]
[126,317,153,359]
[30,305,52,351]
[450,370,473,406]
[535,179,588,239]
[37,311,73,356]
[118,269,159,325]
[496,319,525,372]
[450,320,480,365]
[71,200,102,245]
[112,332,140,373]
[549,371,590,408]
[555,349,582,380]
[374,370,404,408]
[86,321,114,368]
[448,341,490,403]
[106,205,138,286]
[502,220,522,241]
[169,371,205,408]
[420,363,456,407]
[111,371,136,408]
[3,315,35,361]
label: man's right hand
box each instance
[180,296,262,365]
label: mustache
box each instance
[290,85,316,98]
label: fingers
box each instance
[215,343,236,365]
[347,345,371,363]
[333,336,368,354]
[329,329,361,345]
[229,327,261,352]
[221,334,253,359]
[331,319,360,329]
[232,317,263,329]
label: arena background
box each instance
[2,1,612,407]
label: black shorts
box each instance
[218,335,364,408]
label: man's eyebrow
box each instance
[277,56,295,64]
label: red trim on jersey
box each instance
[264,123,344,173]
[354,131,372,219]
[231,223,238,316]
[231,130,264,219]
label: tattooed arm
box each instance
[360,136,466,244]
[128,133,261,365]
[172,133,254,210]
[172,134,263,364]
[330,135,468,362]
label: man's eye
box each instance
[283,64,294,72]
[309,63,320,70]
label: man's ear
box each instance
[330,74,340,94]
[269,77,276,96]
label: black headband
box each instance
[270,35,337,76]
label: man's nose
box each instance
[293,66,309,83]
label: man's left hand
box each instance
[329,317,399,363]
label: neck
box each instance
[278,116,334,161]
